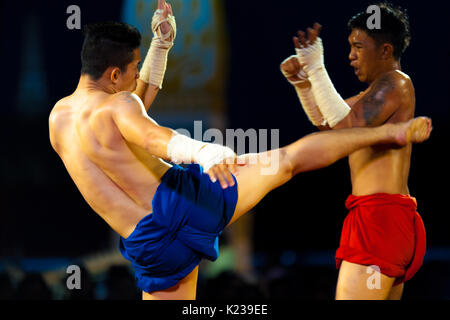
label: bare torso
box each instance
[49,89,171,238]
[344,70,415,196]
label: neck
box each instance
[76,75,118,94]
[369,60,401,84]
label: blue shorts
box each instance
[119,164,238,293]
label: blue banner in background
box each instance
[121,0,229,130]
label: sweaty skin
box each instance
[49,83,171,240]
[335,29,416,196]
[284,24,426,299]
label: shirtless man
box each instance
[281,3,428,299]
[49,1,432,300]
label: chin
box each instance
[357,75,368,83]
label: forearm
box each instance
[297,38,351,128]
[281,55,327,127]
[292,82,327,128]
[307,67,351,128]
[134,80,159,112]
[135,8,176,110]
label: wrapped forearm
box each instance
[281,55,326,126]
[294,85,327,126]
[139,9,176,88]
[296,38,350,128]
[167,134,236,172]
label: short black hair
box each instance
[81,21,141,80]
[347,2,411,60]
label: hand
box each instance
[293,22,322,49]
[280,55,309,86]
[157,0,174,40]
[206,156,246,189]
[293,22,324,76]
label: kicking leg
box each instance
[228,117,432,226]
[286,117,432,176]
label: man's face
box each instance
[348,29,382,83]
[116,48,141,91]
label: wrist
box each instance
[293,79,312,89]
[194,143,236,172]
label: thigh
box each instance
[142,266,199,300]
[335,261,395,300]
[387,283,404,300]
[227,149,292,226]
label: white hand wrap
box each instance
[167,134,236,173]
[139,9,177,88]
[281,55,326,126]
[280,55,309,85]
[294,86,327,126]
[296,38,351,128]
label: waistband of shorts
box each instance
[345,193,417,210]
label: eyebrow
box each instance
[349,41,363,46]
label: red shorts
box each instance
[336,193,426,286]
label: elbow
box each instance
[143,126,172,158]
[317,124,332,131]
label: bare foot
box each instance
[391,117,433,146]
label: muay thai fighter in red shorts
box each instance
[281,3,429,299]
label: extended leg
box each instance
[229,117,432,226]
[286,117,432,176]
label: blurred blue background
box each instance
[0,0,449,300]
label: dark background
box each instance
[0,0,449,299]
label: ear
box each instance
[110,67,121,84]
[381,43,394,60]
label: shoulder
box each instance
[110,92,144,107]
[363,70,414,106]
[49,99,72,152]
[108,92,146,115]
[107,92,150,128]
[49,98,71,128]
[373,70,413,94]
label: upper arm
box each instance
[335,72,405,129]
[49,106,65,153]
[48,113,59,152]
[111,92,167,151]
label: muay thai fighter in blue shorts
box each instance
[48,0,432,300]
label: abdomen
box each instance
[349,144,412,196]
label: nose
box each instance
[349,48,357,62]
